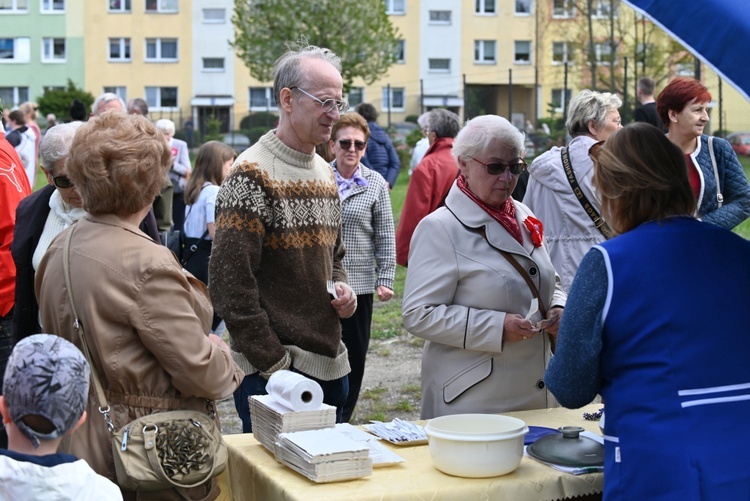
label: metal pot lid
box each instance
[526,426,604,467]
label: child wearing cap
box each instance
[0,334,122,500]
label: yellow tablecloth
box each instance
[216,404,604,501]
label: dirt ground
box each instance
[218,333,423,435]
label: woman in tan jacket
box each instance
[35,112,244,501]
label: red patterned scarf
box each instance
[457,174,522,244]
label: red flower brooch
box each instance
[523,216,544,247]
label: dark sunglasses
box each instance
[51,174,74,189]
[337,139,367,151]
[471,157,527,176]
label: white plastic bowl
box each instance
[424,413,529,478]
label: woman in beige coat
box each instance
[35,112,244,501]
[403,115,566,419]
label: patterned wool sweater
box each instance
[209,130,350,381]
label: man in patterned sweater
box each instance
[209,43,357,432]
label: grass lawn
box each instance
[734,156,750,239]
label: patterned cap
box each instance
[3,334,90,448]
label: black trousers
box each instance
[172,192,186,234]
[340,293,373,423]
[0,312,14,449]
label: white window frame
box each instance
[384,0,405,15]
[592,0,618,18]
[202,57,225,72]
[41,37,66,63]
[103,86,127,102]
[594,42,614,65]
[675,62,694,77]
[514,40,531,65]
[108,0,131,13]
[108,37,131,62]
[552,41,573,64]
[429,10,451,24]
[474,40,496,64]
[145,86,178,110]
[145,0,177,14]
[515,0,532,15]
[145,38,178,62]
[552,0,575,18]
[475,0,496,15]
[347,87,364,108]
[382,87,405,112]
[41,0,65,13]
[552,88,572,113]
[0,86,30,107]
[0,0,28,13]
[428,58,451,73]
[395,39,405,64]
[202,7,225,23]
[248,87,277,111]
[0,37,31,63]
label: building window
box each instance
[347,87,364,108]
[515,0,531,14]
[395,39,405,64]
[42,38,66,62]
[103,86,127,101]
[475,0,496,14]
[552,88,572,112]
[429,10,451,24]
[145,38,178,62]
[384,0,405,15]
[0,87,29,107]
[108,38,131,61]
[202,7,225,23]
[0,0,28,12]
[592,0,618,18]
[249,87,277,110]
[0,37,30,62]
[595,42,614,65]
[675,63,694,77]
[635,42,654,66]
[552,0,575,18]
[428,58,451,72]
[41,0,65,12]
[108,0,131,12]
[145,0,177,13]
[202,57,225,72]
[552,41,573,64]
[514,41,531,64]
[146,86,177,109]
[474,40,496,64]
[382,87,405,112]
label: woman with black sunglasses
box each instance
[402,114,566,419]
[328,112,396,422]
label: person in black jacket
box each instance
[355,103,401,188]
[634,77,663,130]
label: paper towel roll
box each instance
[267,370,324,411]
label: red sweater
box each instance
[396,137,458,266]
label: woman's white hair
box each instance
[155,118,176,135]
[565,89,622,137]
[452,115,525,164]
[39,121,84,172]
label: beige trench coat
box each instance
[403,184,567,419]
[36,214,244,501]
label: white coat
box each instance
[403,183,566,419]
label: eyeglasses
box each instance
[291,87,349,114]
[51,174,74,189]
[471,157,527,176]
[337,139,367,151]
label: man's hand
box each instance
[376,286,394,302]
[332,282,357,318]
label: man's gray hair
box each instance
[39,121,84,172]
[566,89,622,137]
[452,115,525,165]
[155,118,176,135]
[427,109,461,139]
[272,41,342,104]
[91,93,126,116]
[127,97,149,116]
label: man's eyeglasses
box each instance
[51,174,74,189]
[291,87,349,114]
[471,157,527,176]
[337,139,366,151]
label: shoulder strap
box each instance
[708,137,724,208]
[63,227,115,432]
[561,147,614,239]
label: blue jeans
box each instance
[233,369,349,433]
